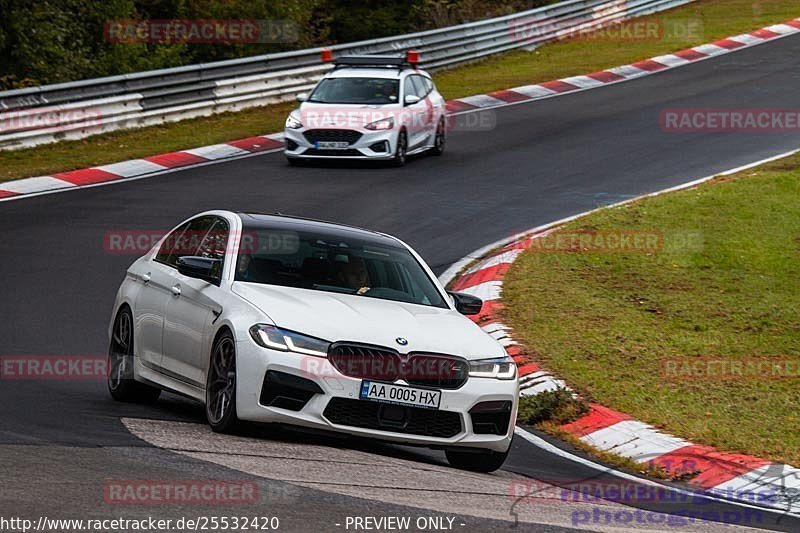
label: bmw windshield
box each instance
[308,77,399,105]
[235,226,448,309]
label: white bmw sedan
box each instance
[108,211,518,471]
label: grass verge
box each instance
[2,0,798,181]
[503,152,800,466]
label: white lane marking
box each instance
[456,94,507,108]
[184,143,250,160]
[457,280,503,301]
[95,159,168,178]
[692,44,728,56]
[728,34,764,45]
[560,75,605,89]
[651,54,690,67]
[0,176,76,194]
[510,84,557,98]
[606,65,649,78]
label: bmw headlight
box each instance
[364,116,394,131]
[249,324,329,357]
[468,355,517,380]
[285,114,303,129]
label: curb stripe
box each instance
[228,136,285,152]
[450,263,510,291]
[445,100,477,113]
[560,404,631,437]
[183,144,250,160]
[457,94,508,108]
[0,176,75,194]
[586,70,625,83]
[511,84,558,98]
[538,80,581,93]
[631,59,669,72]
[750,28,780,39]
[145,151,209,168]
[95,159,168,178]
[713,38,746,49]
[54,168,122,186]
[487,89,532,103]
[673,48,708,61]
[651,445,770,488]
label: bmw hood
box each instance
[232,282,505,360]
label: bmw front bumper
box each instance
[235,338,519,453]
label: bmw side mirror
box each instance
[177,256,222,285]
[404,94,421,106]
[296,92,308,103]
[448,291,483,315]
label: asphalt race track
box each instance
[1,33,799,532]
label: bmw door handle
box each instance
[142,272,151,283]
[171,284,181,296]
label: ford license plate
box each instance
[315,141,350,150]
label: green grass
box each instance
[502,154,800,466]
[1,0,798,182]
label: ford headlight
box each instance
[249,324,329,357]
[469,356,516,380]
[364,116,394,130]
[285,114,303,129]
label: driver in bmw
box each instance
[338,257,371,295]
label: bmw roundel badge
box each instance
[396,337,408,346]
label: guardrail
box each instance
[0,0,695,150]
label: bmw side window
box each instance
[423,77,434,95]
[155,222,190,266]
[195,218,229,281]
[155,216,215,269]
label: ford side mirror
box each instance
[177,256,222,285]
[448,291,483,315]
